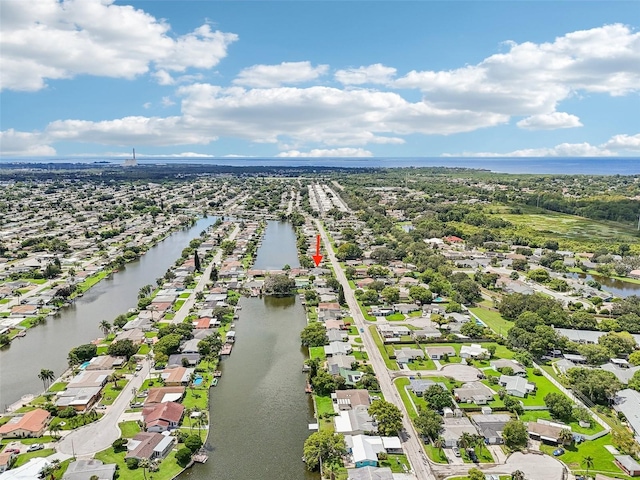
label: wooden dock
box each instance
[193,453,209,463]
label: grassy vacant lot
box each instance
[495,208,639,244]
[540,434,630,478]
[119,420,141,438]
[369,326,399,370]
[315,395,335,431]
[309,346,325,360]
[95,447,184,480]
[424,444,448,463]
[469,307,513,335]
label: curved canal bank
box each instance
[0,217,217,409]
[181,220,319,480]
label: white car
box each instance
[452,447,461,457]
[27,443,44,452]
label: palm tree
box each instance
[99,320,111,336]
[558,428,573,446]
[108,372,120,389]
[185,407,194,432]
[38,369,55,391]
[511,470,526,480]
[49,422,62,439]
[138,457,150,480]
[458,432,473,451]
[472,433,486,456]
[195,410,208,440]
[583,455,594,479]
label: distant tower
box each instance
[123,148,138,167]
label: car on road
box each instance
[452,447,461,457]
[27,444,44,452]
[359,328,364,333]
[553,448,565,456]
[135,364,143,371]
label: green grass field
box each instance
[369,326,399,370]
[95,447,184,480]
[469,307,513,335]
[119,420,141,438]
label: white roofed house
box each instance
[395,347,424,367]
[324,341,353,357]
[460,344,490,359]
[498,375,535,398]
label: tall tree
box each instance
[194,251,201,272]
[99,320,111,336]
[38,368,55,391]
[302,430,347,472]
[368,400,403,436]
[582,455,594,479]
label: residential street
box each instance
[316,219,438,480]
[171,224,240,325]
[56,358,151,457]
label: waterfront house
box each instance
[113,328,145,345]
[346,466,394,480]
[339,368,364,387]
[161,367,194,386]
[142,402,184,432]
[126,432,175,461]
[332,390,371,411]
[144,387,185,406]
[346,435,403,468]
[85,355,125,370]
[324,341,353,357]
[327,355,357,375]
[318,302,342,321]
[0,408,50,438]
[167,353,200,367]
[56,386,102,412]
[327,329,348,342]
[334,406,377,435]
[180,339,200,354]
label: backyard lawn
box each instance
[101,379,127,405]
[119,420,141,438]
[95,447,184,480]
[309,346,325,360]
[540,434,630,479]
[519,410,605,436]
[315,395,335,431]
[469,307,513,335]
[424,444,448,463]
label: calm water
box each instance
[181,221,318,480]
[570,272,640,299]
[3,157,639,175]
[252,220,301,271]
[0,217,217,409]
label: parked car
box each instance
[452,447,461,457]
[4,448,19,454]
[467,449,478,463]
[27,444,44,452]
[553,448,565,456]
[135,364,143,371]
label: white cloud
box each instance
[233,61,328,88]
[139,152,216,158]
[142,102,152,109]
[335,64,397,85]
[446,132,640,157]
[161,96,175,107]
[517,112,583,130]
[0,0,237,91]
[0,129,56,156]
[394,24,640,118]
[602,133,640,150]
[276,148,372,157]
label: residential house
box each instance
[346,435,403,468]
[615,455,640,476]
[454,382,495,405]
[0,452,15,473]
[471,414,511,445]
[499,375,535,398]
[491,359,526,376]
[324,342,353,357]
[460,344,490,359]
[527,421,571,445]
[113,328,145,345]
[161,367,194,386]
[377,324,410,339]
[168,353,200,367]
[442,417,478,448]
[614,389,640,443]
[62,459,117,480]
[408,379,448,397]
[327,355,357,376]
[85,355,125,370]
[180,339,200,354]
[318,303,342,321]
[426,346,456,360]
[144,387,185,406]
[334,406,377,435]
[411,326,442,340]
[325,319,346,330]
[0,409,50,438]
[327,329,349,342]
[332,390,371,411]
[339,368,364,387]
[55,386,102,411]
[142,402,184,432]
[395,348,424,366]
[554,359,576,375]
[126,432,175,461]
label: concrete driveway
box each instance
[486,452,565,480]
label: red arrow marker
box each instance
[312,234,323,267]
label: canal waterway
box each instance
[182,221,318,480]
[0,217,217,409]
[568,272,640,298]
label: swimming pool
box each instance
[80,361,91,369]
[193,377,203,386]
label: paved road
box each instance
[392,364,482,382]
[315,219,436,480]
[56,358,152,456]
[172,224,240,325]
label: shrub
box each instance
[125,457,139,469]
[176,447,193,467]
[112,438,128,453]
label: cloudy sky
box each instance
[1,0,639,158]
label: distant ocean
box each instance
[1,157,638,175]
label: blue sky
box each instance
[1,0,639,158]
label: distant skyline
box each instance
[1,1,639,159]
